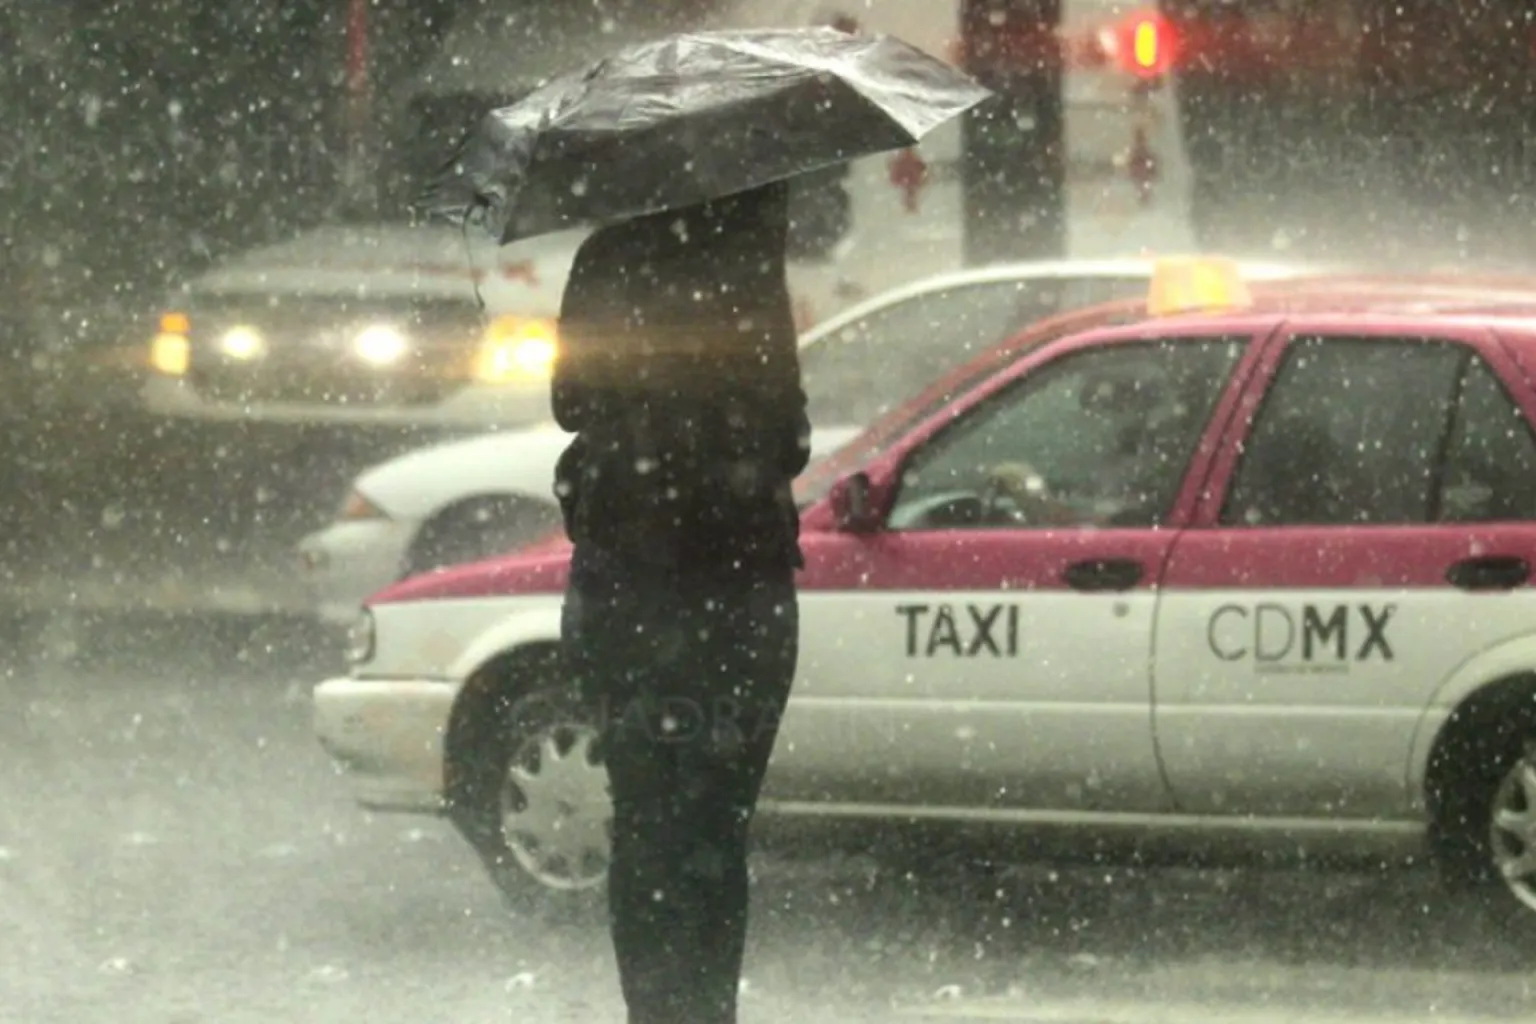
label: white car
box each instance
[139,222,587,429]
[135,221,872,431]
[295,257,1317,623]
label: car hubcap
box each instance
[500,721,612,891]
[1489,742,1536,911]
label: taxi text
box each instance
[1206,601,1395,673]
[897,602,1021,658]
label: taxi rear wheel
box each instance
[1429,718,1536,935]
[446,668,612,917]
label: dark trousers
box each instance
[561,551,798,1024]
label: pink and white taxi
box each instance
[314,261,1536,931]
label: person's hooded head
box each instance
[561,180,791,332]
[556,179,799,407]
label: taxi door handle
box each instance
[1446,555,1530,591]
[1064,558,1144,592]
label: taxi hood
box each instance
[371,534,574,605]
[358,422,863,523]
[364,422,862,607]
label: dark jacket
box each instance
[551,181,812,576]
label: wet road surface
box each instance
[2,622,1533,1024]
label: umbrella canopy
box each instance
[415,26,991,245]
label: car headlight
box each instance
[475,315,558,384]
[345,608,375,665]
[354,324,409,366]
[217,325,266,361]
[149,312,191,376]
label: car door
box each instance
[1152,327,1536,820]
[798,275,1148,429]
[771,333,1255,814]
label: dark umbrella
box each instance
[415,26,992,245]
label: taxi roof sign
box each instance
[1146,255,1253,317]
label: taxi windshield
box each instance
[798,273,1151,426]
[797,298,1150,508]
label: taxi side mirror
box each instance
[830,471,880,534]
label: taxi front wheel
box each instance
[1431,729,1536,935]
[446,673,612,919]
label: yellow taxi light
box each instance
[1146,255,1253,317]
[159,311,191,335]
[475,315,558,384]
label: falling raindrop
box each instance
[99,957,135,976]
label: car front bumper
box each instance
[141,374,553,430]
[312,676,460,814]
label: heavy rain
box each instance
[5,1,1536,1022]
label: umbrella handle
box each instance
[459,220,487,314]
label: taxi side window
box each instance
[800,281,1057,426]
[1221,337,1466,526]
[1436,355,1536,522]
[888,338,1246,531]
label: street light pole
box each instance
[341,0,375,211]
